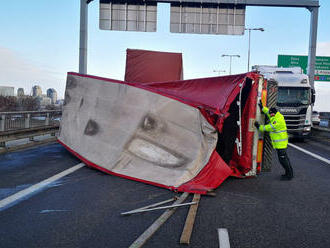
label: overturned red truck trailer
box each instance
[125,49,183,83]
[58,71,274,194]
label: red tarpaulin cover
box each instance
[124,49,183,83]
[60,72,260,194]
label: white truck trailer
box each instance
[252,65,316,139]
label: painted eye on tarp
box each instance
[142,115,157,130]
[84,119,99,136]
[127,138,186,167]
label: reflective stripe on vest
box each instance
[273,138,288,143]
[270,130,287,134]
[269,123,276,131]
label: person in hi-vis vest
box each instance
[254,100,294,180]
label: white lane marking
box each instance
[218,228,230,248]
[0,163,85,210]
[40,209,71,213]
[288,143,330,165]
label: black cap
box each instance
[269,107,277,114]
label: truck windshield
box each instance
[277,87,310,107]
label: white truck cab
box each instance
[252,65,315,139]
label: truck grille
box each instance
[283,114,306,131]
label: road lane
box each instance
[0,164,179,248]
[0,163,85,211]
[290,137,330,160]
[0,138,330,248]
[0,143,81,199]
[288,143,330,165]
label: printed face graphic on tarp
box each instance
[59,72,259,193]
[59,73,220,189]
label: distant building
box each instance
[0,86,14,96]
[32,85,42,97]
[47,88,57,104]
[17,88,25,97]
[37,95,52,109]
[56,99,64,105]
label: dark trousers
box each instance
[276,148,294,178]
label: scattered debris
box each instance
[129,192,189,248]
[180,194,201,244]
[121,197,178,216]
[121,201,197,216]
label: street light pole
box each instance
[222,55,240,75]
[245,28,264,71]
[79,0,94,74]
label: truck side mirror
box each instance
[311,89,316,104]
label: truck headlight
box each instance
[304,126,311,132]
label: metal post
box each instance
[229,56,232,75]
[0,115,5,132]
[25,114,30,129]
[222,54,240,75]
[245,28,264,71]
[247,29,251,71]
[45,113,50,126]
[307,7,319,89]
[79,0,88,74]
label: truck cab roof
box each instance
[252,65,310,88]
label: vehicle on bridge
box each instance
[312,111,320,125]
[253,65,315,139]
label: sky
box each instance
[0,0,330,111]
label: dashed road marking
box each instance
[288,143,330,165]
[0,163,85,211]
[218,228,230,248]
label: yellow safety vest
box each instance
[259,107,288,149]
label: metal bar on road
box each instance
[121,197,177,215]
[122,201,196,216]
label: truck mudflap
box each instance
[59,72,263,194]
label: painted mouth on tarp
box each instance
[127,137,187,168]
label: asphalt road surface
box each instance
[0,138,330,248]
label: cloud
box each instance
[0,46,66,97]
[317,42,330,56]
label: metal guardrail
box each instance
[0,111,62,151]
[0,110,62,132]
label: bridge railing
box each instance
[0,110,62,132]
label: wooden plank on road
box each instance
[180,193,201,244]
[129,192,189,248]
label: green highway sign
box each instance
[277,55,330,82]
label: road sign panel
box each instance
[170,3,246,35]
[99,0,246,35]
[100,1,157,32]
[278,55,330,82]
